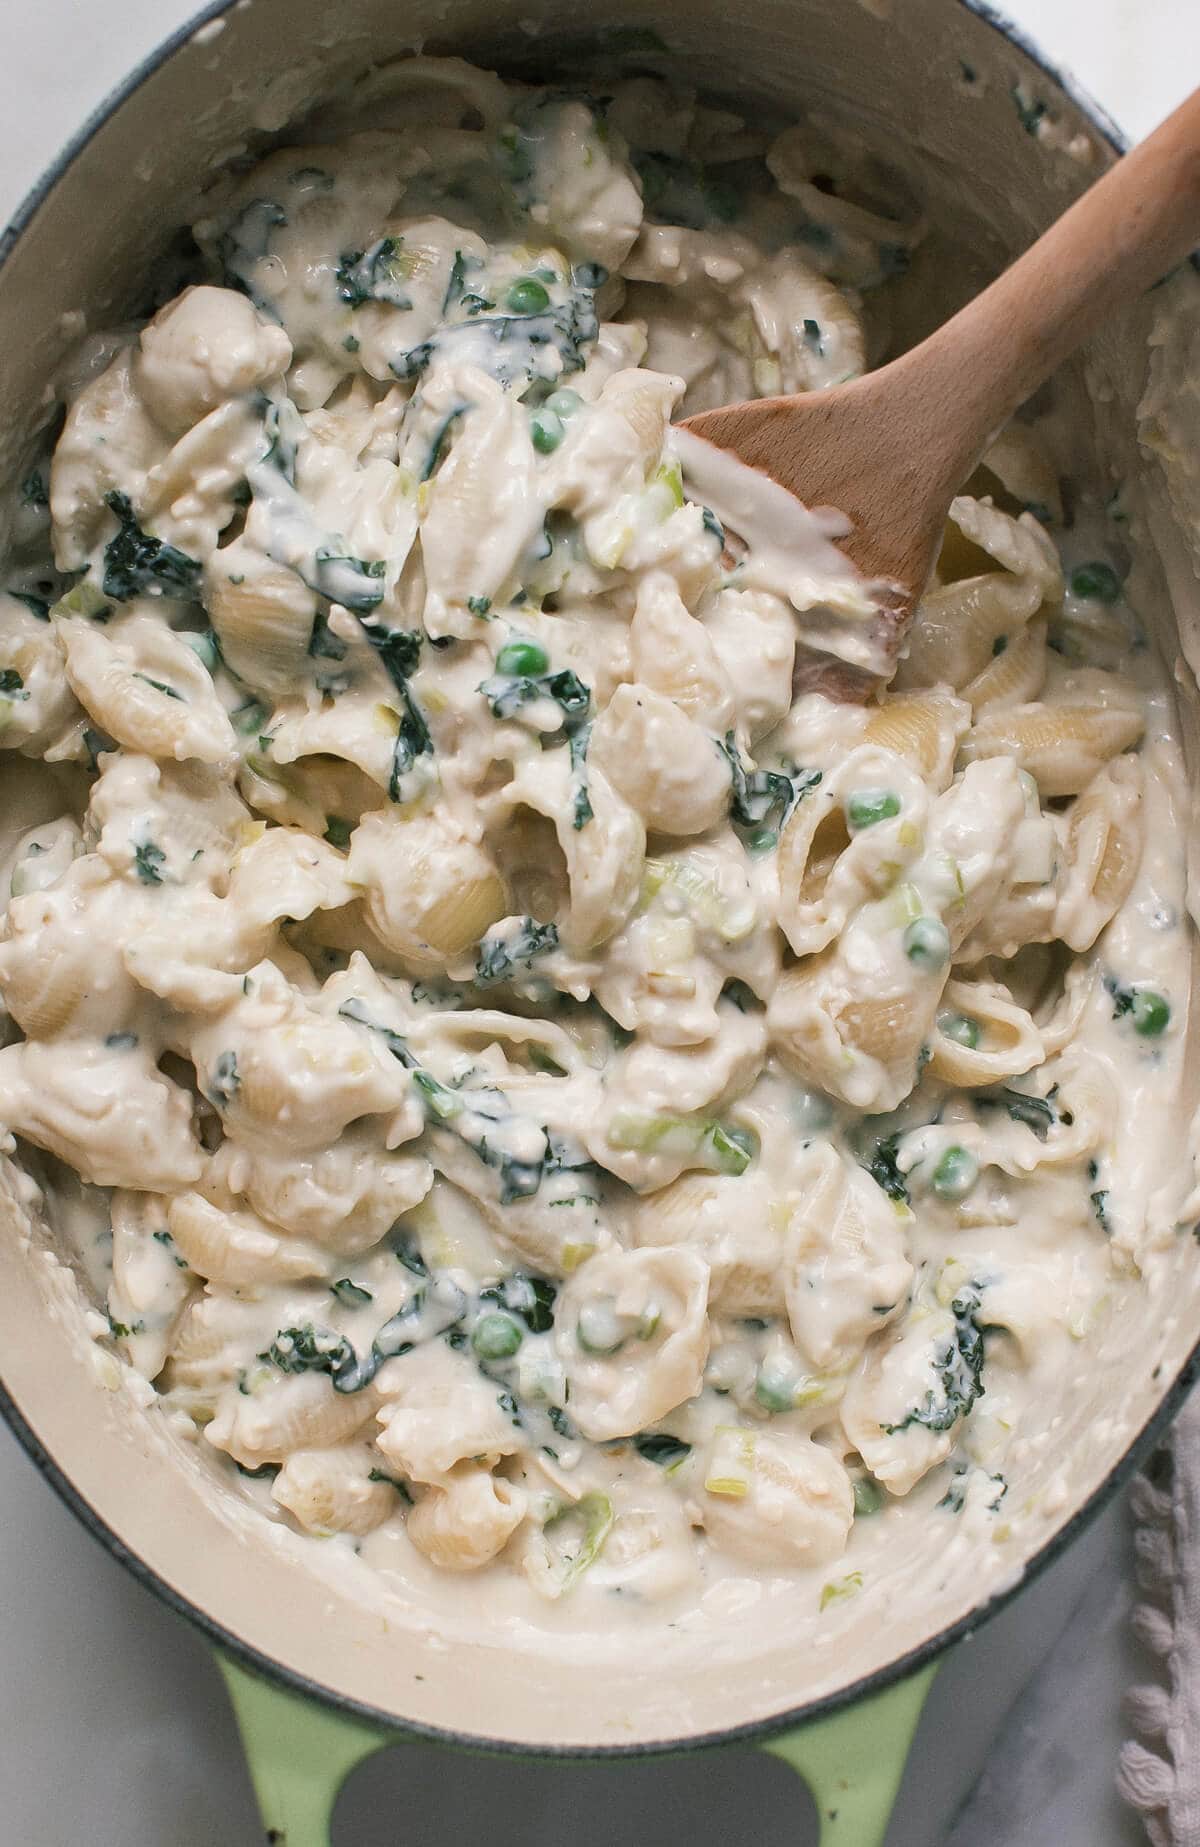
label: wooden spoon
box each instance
[680,86,1200,697]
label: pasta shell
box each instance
[555,1245,710,1441]
[271,1446,397,1538]
[350,807,509,967]
[58,614,237,765]
[1055,757,1144,951]
[971,423,1063,526]
[927,977,1045,1086]
[589,683,729,837]
[861,690,969,788]
[406,1468,527,1572]
[207,547,320,698]
[632,1170,787,1318]
[962,618,1048,712]
[629,571,733,729]
[167,1191,329,1285]
[700,1429,853,1568]
[206,1373,380,1468]
[962,692,1143,799]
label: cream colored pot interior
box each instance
[1,0,1199,1750]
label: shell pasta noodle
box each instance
[0,54,1193,1634]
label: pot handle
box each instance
[219,1652,937,1847]
[761,1663,938,1847]
[218,1655,388,1847]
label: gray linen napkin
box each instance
[1119,1388,1200,1843]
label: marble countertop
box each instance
[0,2,1194,1841]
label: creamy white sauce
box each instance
[0,55,1192,1654]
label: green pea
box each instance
[853,1476,884,1516]
[754,1362,797,1414]
[931,1146,979,1201]
[578,1298,626,1355]
[546,388,582,419]
[846,788,901,832]
[1131,988,1170,1037]
[530,409,564,454]
[496,638,549,677]
[472,1312,524,1360]
[1070,560,1122,604]
[938,1010,981,1049]
[506,276,551,315]
[903,916,950,970]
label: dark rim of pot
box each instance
[0,0,1192,1764]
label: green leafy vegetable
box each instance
[885,1287,988,1435]
[633,1432,691,1468]
[480,1272,557,1334]
[330,1278,373,1308]
[134,840,166,885]
[207,1050,240,1108]
[718,730,821,845]
[861,1132,909,1205]
[975,1086,1056,1139]
[102,492,202,601]
[219,199,286,313]
[336,236,412,310]
[475,917,559,986]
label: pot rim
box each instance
[0,0,1190,1759]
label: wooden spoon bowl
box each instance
[681,88,1200,696]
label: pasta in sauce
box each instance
[0,55,1191,1622]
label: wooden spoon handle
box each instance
[899,85,1200,483]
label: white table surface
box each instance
[0,3,1196,1843]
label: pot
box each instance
[1,4,1198,1843]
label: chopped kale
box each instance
[467,595,492,618]
[330,1278,373,1308]
[885,1287,989,1435]
[309,607,348,661]
[133,672,183,701]
[261,1322,353,1377]
[392,1230,429,1277]
[336,236,412,310]
[218,199,287,314]
[207,1050,240,1108]
[104,1031,139,1051]
[718,730,821,844]
[0,669,26,698]
[480,1272,557,1334]
[475,918,559,986]
[260,397,299,484]
[20,471,48,509]
[422,407,465,481]
[975,1086,1056,1139]
[479,665,591,726]
[368,1468,414,1504]
[353,619,433,799]
[861,1132,909,1205]
[633,1432,691,1468]
[307,550,386,615]
[634,151,741,229]
[101,491,202,601]
[133,840,166,885]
